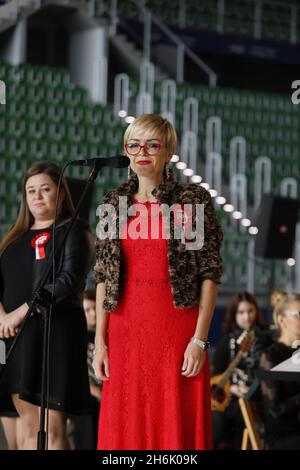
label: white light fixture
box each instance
[232,210,242,219]
[200,182,210,190]
[125,116,135,123]
[241,218,251,227]
[171,154,180,162]
[209,189,218,198]
[223,204,234,213]
[191,175,202,183]
[176,162,187,170]
[183,168,194,176]
[215,196,226,205]
[248,226,258,235]
[118,110,127,118]
[287,258,295,266]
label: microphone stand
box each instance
[0,163,100,450]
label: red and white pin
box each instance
[31,232,52,260]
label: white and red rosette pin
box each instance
[31,232,52,260]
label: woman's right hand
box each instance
[92,344,110,381]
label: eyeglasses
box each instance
[125,142,164,156]
[284,311,300,319]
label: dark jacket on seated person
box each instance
[260,342,300,450]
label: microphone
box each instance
[70,155,130,168]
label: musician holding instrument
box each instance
[211,292,272,449]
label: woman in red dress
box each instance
[93,114,223,450]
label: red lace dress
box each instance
[97,199,212,450]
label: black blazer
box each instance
[32,218,94,311]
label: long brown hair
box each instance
[222,292,265,334]
[0,161,75,254]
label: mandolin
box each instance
[211,330,254,412]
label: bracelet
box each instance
[190,337,210,351]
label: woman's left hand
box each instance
[181,342,206,377]
[0,311,23,339]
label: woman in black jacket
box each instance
[0,161,94,449]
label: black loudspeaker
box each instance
[254,195,300,259]
[66,177,94,223]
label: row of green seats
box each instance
[5,82,88,105]
[171,105,298,130]
[2,118,124,144]
[128,79,297,119]
[2,99,116,125]
[1,140,124,162]
[152,82,295,113]
[0,62,71,87]
[3,131,299,167]
[2,123,299,170]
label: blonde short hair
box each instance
[123,114,177,156]
[272,291,300,329]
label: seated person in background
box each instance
[212,292,272,449]
[260,291,300,450]
[72,290,102,450]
